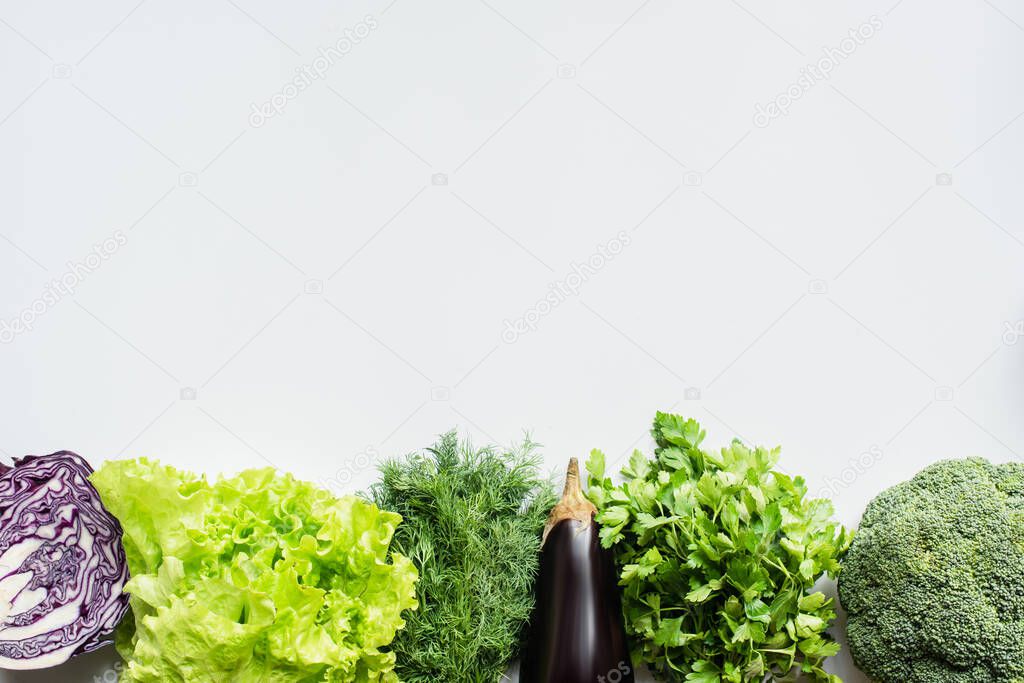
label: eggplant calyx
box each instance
[542,457,598,545]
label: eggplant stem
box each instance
[542,457,598,545]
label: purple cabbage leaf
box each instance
[0,451,129,670]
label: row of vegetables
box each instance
[0,411,1020,682]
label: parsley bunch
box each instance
[586,413,852,683]
[369,431,556,683]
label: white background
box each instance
[2,0,1023,681]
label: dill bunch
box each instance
[369,431,556,683]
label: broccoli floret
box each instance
[839,457,1024,682]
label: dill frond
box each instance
[369,431,556,683]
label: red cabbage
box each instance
[0,451,129,670]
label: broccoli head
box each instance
[839,457,1024,682]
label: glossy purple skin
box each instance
[520,516,634,683]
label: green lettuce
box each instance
[91,459,418,682]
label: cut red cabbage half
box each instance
[0,451,129,670]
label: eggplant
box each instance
[520,458,634,683]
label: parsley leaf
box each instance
[586,413,851,683]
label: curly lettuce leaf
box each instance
[91,458,417,683]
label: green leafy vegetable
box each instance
[91,459,418,682]
[586,413,852,683]
[839,457,1024,683]
[369,431,556,682]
